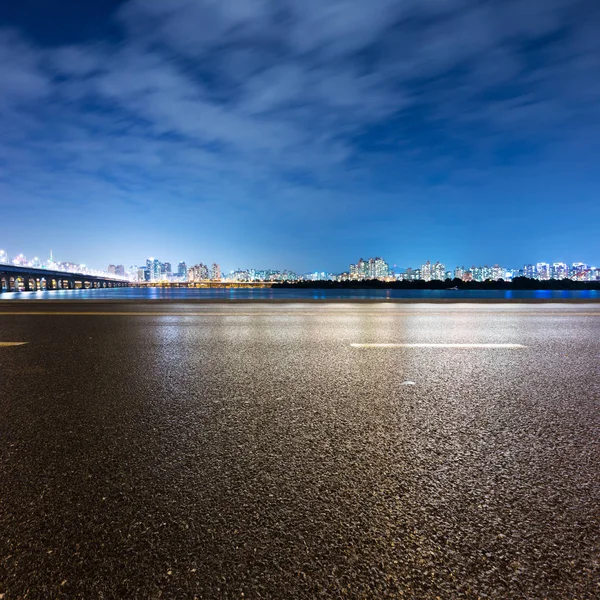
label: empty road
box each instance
[1,302,599,598]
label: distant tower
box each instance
[211,263,221,281]
[178,261,187,281]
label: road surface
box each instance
[1,302,599,598]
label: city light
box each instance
[1,247,599,285]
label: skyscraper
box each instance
[421,261,432,282]
[211,263,221,281]
[492,265,503,281]
[189,263,209,281]
[177,262,187,280]
[536,263,550,280]
[523,264,536,279]
[431,261,445,281]
[161,262,172,280]
[146,258,161,282]
[552,263,568,279]
[350,257,389,280]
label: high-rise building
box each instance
[536,263,550,280]
[161,262,172,279]
[523,264,536,279]
[210,263,221,281]
[454,266,463,280]
[571,263,588,280]
[421,261,432,282]
[471,266,484,282]
[349,258,368,280]
[349,257,388,280]
[431,261,445,281]
[146,258,161,282]
[481,265,492,281]
[189,263,209,281]
[177,262,187,280]
[369,257,389,279]
[552,263,568,279]
[491,265,503,281]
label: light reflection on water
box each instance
[0,287,598,301]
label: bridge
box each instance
[0,264,131,292]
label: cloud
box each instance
[1,0,600,267]
[0,30,51,111]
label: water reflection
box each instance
[0,288,598,301]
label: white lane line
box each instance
[350,343,526,348]
[0,342,28,347]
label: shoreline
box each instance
[1,298,600,305]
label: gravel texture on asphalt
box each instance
[0,302,599,599]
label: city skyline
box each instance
[2,246,598,283]
[1,1,600,269]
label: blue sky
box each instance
[1,0,599,272]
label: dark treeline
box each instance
[273,277,600,290]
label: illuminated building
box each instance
[536,263,550,280]
[177,262,187,280]
[431,261,445,281]
[421,261,432,282]
[552,263,568,279]
[492,265,503,281]
[349,257,389,280]
[471,266,483,282]
[210,263,221,281]
[146,258,161,282]
[571,263,588,280]
[189,263,209,281]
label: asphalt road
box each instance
[0,302,599,599]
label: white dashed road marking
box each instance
[351,343,526,349]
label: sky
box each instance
[0,0,599,273]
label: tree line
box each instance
[273,277,600,290]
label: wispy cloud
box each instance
[0,0,599,267]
